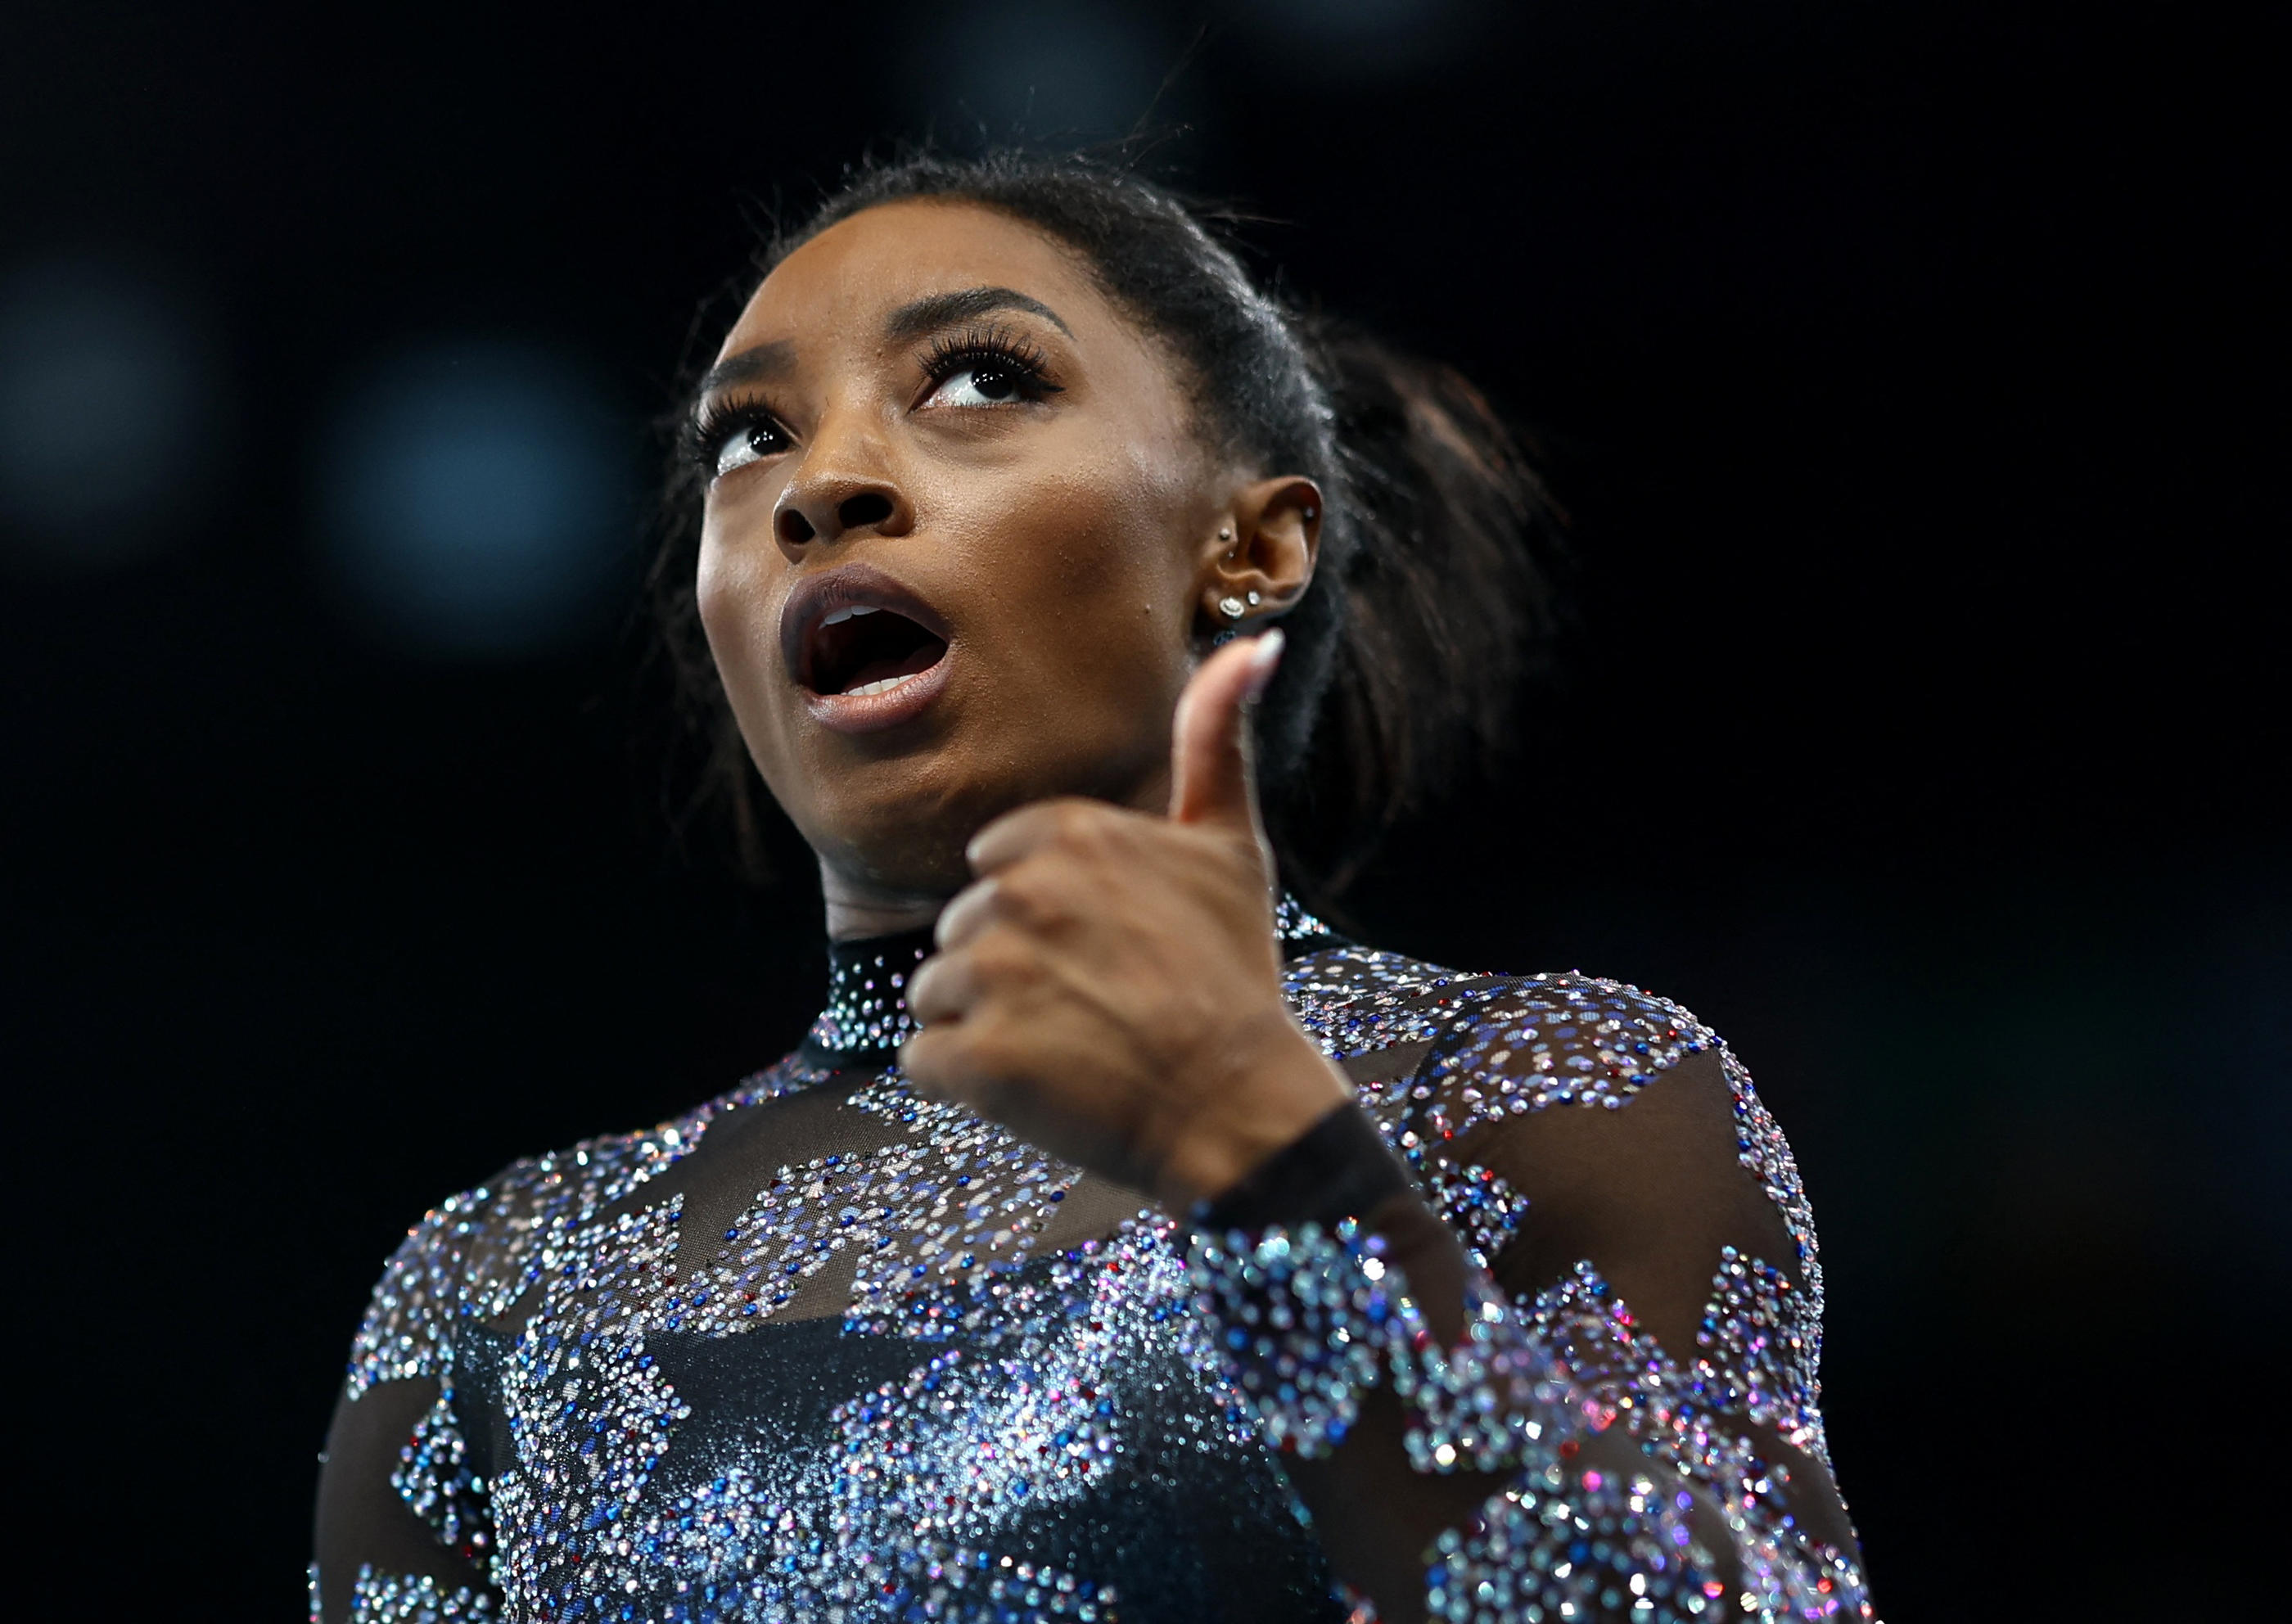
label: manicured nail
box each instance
[1243,629,1285,701]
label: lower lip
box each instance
[800,648,955,735]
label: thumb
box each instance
[1169,629,1284,832]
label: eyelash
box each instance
[919,324,1063,399]
[683,395,787,473]
[684,326,1064,476]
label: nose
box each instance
[774,426,911,557]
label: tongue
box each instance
[844,640,943,693]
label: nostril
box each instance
[837,491,894,530]
[777,507,817,546]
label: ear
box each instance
[1194,476,1324,635]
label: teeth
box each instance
[846,674,916,698]
[819,605,881,627]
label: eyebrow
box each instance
[693,339,795,402]
[690,286,1072,407]
[883,286,1073,342]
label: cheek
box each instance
[693,532,748,680]
[693,525,732,625]
[968,448,1198,703]
[695,522,791,752]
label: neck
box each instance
[814,769,1174,941]
[800,890,1338,1067]
[819,859,949,942]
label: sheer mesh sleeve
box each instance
[313,1198,503,1622]
[311,1110,684,1624]
[1190,969,1871,1623]
[309,1067,818,1623]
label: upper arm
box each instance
[1401,980,1859,1555]
[311,1210,500,1623]
[313,1378,490,1623]
[1477,1049,1799,1352]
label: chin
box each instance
[792,730,1146,891]
[787,760,1004,896]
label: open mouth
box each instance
[804,604,949,697]
[779,566,956,730]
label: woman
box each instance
[314,153,1873,1624]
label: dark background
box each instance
[2,2,2278,1615]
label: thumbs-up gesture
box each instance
[902,629,1353,1208]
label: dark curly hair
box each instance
[648,150,1565,896]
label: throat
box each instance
[820,863,949,945]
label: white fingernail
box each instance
[1244,629,1285,699]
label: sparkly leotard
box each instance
[314,901,1875,1622]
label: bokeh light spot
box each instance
[318,341,634,659]
[905,1,1169,139]
[1246,0,1476,79]
[0,257,222,571]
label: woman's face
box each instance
[694,199,1250,909]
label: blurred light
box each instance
[1246,0,1476,79]
[0,257,222,572]
[318,341,634,659]
[905,1,1169,139]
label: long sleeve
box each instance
[1190,968,1872,1623]
[313,1200,504,1623]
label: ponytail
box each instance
[1271,325,1566,892]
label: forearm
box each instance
[1189,1104,1763,1623]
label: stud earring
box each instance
[1246,589,1261,607]
[1217,526,1234,541]
[1217,596,1247,620]
[1302,505,1318,521]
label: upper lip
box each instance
[778,562,953,692]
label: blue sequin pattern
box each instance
[324,917,1870,1624]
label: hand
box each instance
[900,630,1353,1209]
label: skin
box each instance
[694,198,1351,1205]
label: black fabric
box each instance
[316,931,1862,1623]
[831,927,938,970]
[1193,1101,1412,1234]
[793,927,939,1069]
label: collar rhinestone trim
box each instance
[802,895,1337,1062]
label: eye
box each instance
[711,414,788,478]
[917,330,1063,413]
[922,359,1033,408]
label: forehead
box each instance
[725,199,1118,353]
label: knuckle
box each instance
[1048,800,1112,851]
[968,928,1039,988]
[963,1019,1026,1081]
[990,866,1048,920]
[994,863,1078,931]
[899,1031,945,1084]
[1067,811,1153,876]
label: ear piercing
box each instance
[1215,517,1270,619]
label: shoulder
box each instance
[342,1060,819,1397]
[1287,949,1730,1152]
[1417,966,1726,1128]
[1288,945,1821,1288]
[1284,944,1721,1085]
[344,1138,614,1397]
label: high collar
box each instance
[796,895,1341,1069]
[801,927,937,1065]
